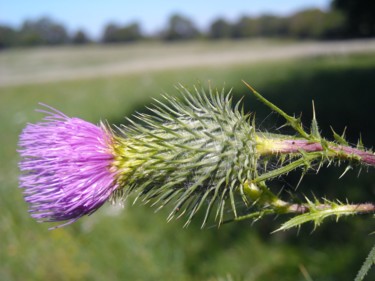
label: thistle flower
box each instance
[18,83,375,230]
[18,105,118,227]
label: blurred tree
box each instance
[332,0,375,37]
[163,14,200,40]
[287,9,344,39]
[231,15,289,38]
[257,15,288,37]
[72,29,90,44]
[231,16,256,38]
[18,17,69,46]
[117,23,142,42]
[102,23,118,42]
[319,10,346,39]
[0,25,17,48]
[102,22,142,43]
[209,18,231,39]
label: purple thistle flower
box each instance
[18,105,118,228]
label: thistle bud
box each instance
[110,86,258,226]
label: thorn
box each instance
[176,208,187,219]
[316,159,324,173]
[276,122,289,131]
[357,133,364,150]
[241,80,257,93]
[312,100,316,120]
[339,165,352,179]
[295,170,306,190]
[279,154,287,166]
[304,195,315,206]
[263,160,269,172]
[357,166,363,177]
[341,127,347,139]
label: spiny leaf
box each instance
[310,100,321,140]
[275,199,357,232]
[355,242,375,281]
[331,126,349,145]
[243,80,310,139]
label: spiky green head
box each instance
[111,85,258,226]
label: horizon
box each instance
[0,0,330,39]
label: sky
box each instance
[0,0,331,39]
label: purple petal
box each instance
[18,106,118,228]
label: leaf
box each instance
[310,100,321,140]
[274,199,359,232]
[355,242,375,281]
[331,126,349,146]
[243,80,310,139]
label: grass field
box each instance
[1,40,375,281]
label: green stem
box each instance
[252,151,323,184]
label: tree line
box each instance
[1,0,374,48]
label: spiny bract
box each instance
[110,84,258,226]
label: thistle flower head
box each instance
[18,105,118,227]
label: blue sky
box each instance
[0,0,331,38]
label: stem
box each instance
[285,202,375,214]
[256,136,375,167]
[252,152,323,184]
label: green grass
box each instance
[1,47,375,281]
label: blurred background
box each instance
[1,0,375,280]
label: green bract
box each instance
[110,85,258,226]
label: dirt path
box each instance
[1,39,375,87]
